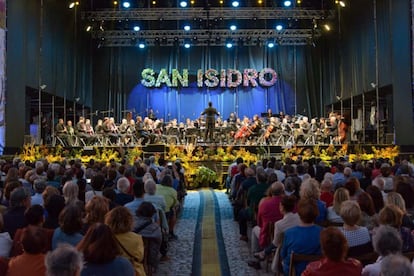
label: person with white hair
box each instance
[372,177,387,201]
[115,177,133,206]
[143,179,166,211]
[380,254,414,276]
[45,243,83,276]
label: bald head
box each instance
[270,181,285,196]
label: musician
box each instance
[250,114,263,138]
[95,119,105,135]
[76,116,93,145]
[148,108,157,120]
[135,116,149,145]
[265,108,274,123]
[201,102,219,142]
[118,118,130,145]
[55,118,73,146]
[103,117,119,144]
[85,118,96,145]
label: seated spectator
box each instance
[156,175,178,240]
[380,254,414,276]
[77,223,134,276]
[280,199,323,276]
[366,185,385,213]
[327,188,349,224]
[11,204,53,257]
[251,181,284,254]
[339,200,372,256]
[134,202,162,270]
[1,180,22,208]
[31,179,46,206]
[52,204,84,249]
[250,195,300,268]
[85,174,105,203]
[394,177,414,217]
[45,243,83,276]
[357,192,378,231]
[82,196,109,234]
[377,205,414,252]
[105,206,145,276]
[237,170,268,242]
[0,213,12,258]
[43,194,65,229]
[7,226,47,276]
[3,187,31,238]
[300,178,327,224]
[303,227,362,275]
[386,192,414,230]
[362,225,403,276]
[62,181,83,209]
[115,177,134,206]
[144,179,167,211]
[344,177,363,200]
[320,179,334,207]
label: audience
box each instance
[105,206,145,276]
[339,200,372,256]
[3,187,31,238]
[362,225,403,276]
[380,254,414,276]
[77,223,134,276]
[302,227,362,275]
[327,187,349,224]
[45,243,83,276]
[280,199,322,276]
[52,204,84,249]
[7,226,47,276]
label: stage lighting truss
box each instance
[84,7,334,47]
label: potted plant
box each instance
[193,166,218,188]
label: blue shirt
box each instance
[281,225,322,276]
[315,200,327,224]
[81,256,134,276]
[52,227,83,250]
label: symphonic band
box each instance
[53,111,347,147]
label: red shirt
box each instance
[302,257,362,276]
[320,191,334,207]
[257,196,283,248]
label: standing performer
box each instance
[201,102,219,142]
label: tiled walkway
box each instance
[155,190,274,276]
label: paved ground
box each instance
[155,190,275,276]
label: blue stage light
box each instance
[283,0,292,7]
[232,1,240,7]
[133,26,140,31]
[184,42,191,48]
[276,24,283,31]
[122,1,131,8]
[230,25,237,31]
[184,24,191,31]
[267,41,275,48]
[180,1,188,7]
[138,40,146,49]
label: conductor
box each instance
[201,102,219,142]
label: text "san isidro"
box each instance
[141,68,278,88]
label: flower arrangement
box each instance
[193,166,218,188]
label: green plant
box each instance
[193,166,218,188]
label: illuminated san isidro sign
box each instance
[141,68,278,88]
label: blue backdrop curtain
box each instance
[96,45,311,122]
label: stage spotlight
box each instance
[276,24,283,31]
[86,25,92,32]
[113,1,118,5]
[339,1,346,7]
[226,38,233,48]
[232,1,240,7]
[122,1,131,8]
[283,0,292,7]
[133,25,140,32]
[69,2,75,8]
[138,39,146,49]
[230,25,237,31]
[267,40,275,48]
[323,24,331,31]
[180,1,188,7]
[184,40,191,48]
[184,24,191,31]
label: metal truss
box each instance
[94,28,320,47]
[83,7,335,21]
